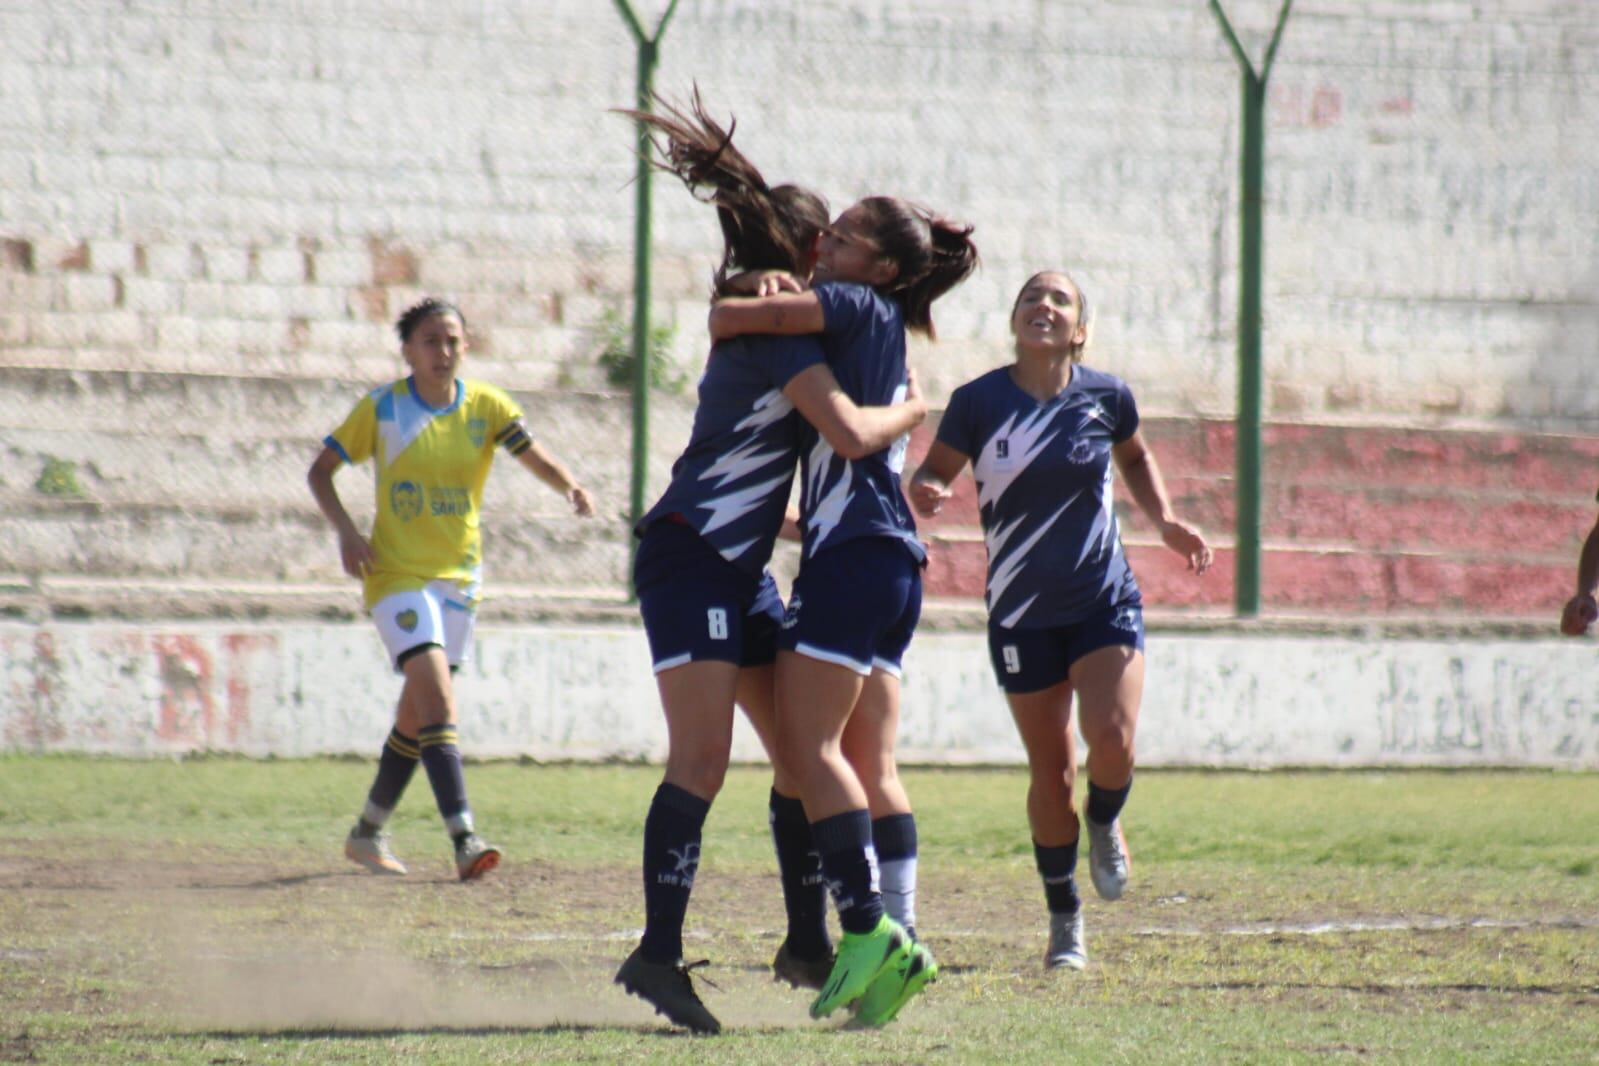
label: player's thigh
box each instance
[1066,605,1147,744]
[657,658,741,798]
[1005,680,1078,779]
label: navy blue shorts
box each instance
[635,520,785,672]
[780,539,922,677]
[987,601,1145,693]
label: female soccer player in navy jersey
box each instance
[709,197,979,1026]
[909,270,1212,970]
[308,298,595,883]
[610,97,932,1035]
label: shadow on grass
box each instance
[186,1023,791,1039]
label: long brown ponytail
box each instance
[854,197,979,339]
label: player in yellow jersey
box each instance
[308,298,595,880]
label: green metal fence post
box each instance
[612,0,681,598]
[1209,0,1293,618]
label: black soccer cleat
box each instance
[771,939,834,991]
[615,946,722,1034]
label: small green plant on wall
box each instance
[35,457,84,498]
[596,307,685,394]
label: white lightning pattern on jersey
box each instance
[691,389,798,556]
[975,408,1062,512]
[987,495,1079,627]
[1077,464,1118,569]
[698,471,797,540]
[803,435,853,557]
[974,404,1077,628]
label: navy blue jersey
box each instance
[936,363,1143,629]
[799,281,923,563]
[638,333,824,576]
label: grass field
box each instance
[1,757,1596,1064]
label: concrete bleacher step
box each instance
[908,415,1599,495]
[0,498,631,589]
[6,363,1592,620]
[0,573,640,624]
[923,536,1574,615]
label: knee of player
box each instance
[665,751,730,799]
[1087,727,1136,764]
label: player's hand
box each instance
[1560,593,1597,636]
[1160,519,1213,575]
[568,486,596,518]
[903,367,928,424]
[722,269,802,297]
[753,270,803,296]
[909,475,952,518]
[337,529,375,580]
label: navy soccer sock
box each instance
[810,809,884,936]
[355,727,420,835]
[1034,838,1082,915]
[872,813,919,939]
[418,723,474,841]
[1086,775,1133,827]
[770,789,831,958]
[639,782,711,964]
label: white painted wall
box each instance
[2,1,1596,424]
[4,622,1594,768]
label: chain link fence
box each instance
[1,2,1595,618]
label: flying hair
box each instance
[616,89,829,297]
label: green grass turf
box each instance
[1,757,1595,1064]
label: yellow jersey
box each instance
[326,376,527,608]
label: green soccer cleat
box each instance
[810,915,911,1019]
[850,938,937,1027]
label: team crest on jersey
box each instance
[396,609,419,633]
[390,480,423,521]
[467,417,487,449]
[1065,439,1101,465]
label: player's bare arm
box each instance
[909,440,969,518]
[516,441,595,517]
[781,364,925,460]
[707,291,826,341]
[1112,432,1213,575]
[306,446,374,579]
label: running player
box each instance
[610,96,930,1035]
[909,270,1211,969]
[308,298,594,882]
[709,196,979,1025]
